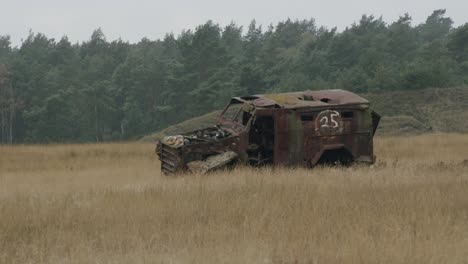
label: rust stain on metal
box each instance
[156,89,380,175]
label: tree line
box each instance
[0,9,467,143]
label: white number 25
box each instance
[320,111,340,128]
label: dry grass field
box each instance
[1,134,468,264]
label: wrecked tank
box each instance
[156,89,380,174]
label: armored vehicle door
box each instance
[247,111,275,165]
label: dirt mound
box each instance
[367,87,468,134]
[143,87,468,140]
[377,116,431,136]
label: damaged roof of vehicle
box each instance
[232,89,369,109]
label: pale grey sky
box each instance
[1,0,467,46]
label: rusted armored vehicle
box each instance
[156,89,380,174]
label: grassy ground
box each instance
[1,134,468,263]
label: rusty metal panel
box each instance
[274,109,290,165]
[288,112,304,166]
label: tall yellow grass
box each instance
[1,134,467,263]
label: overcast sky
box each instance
[1,0,467,46]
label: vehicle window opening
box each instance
[342,111,354,118]
[301,114,314,121]
[222,102,243,122]
[242,111,252,125]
